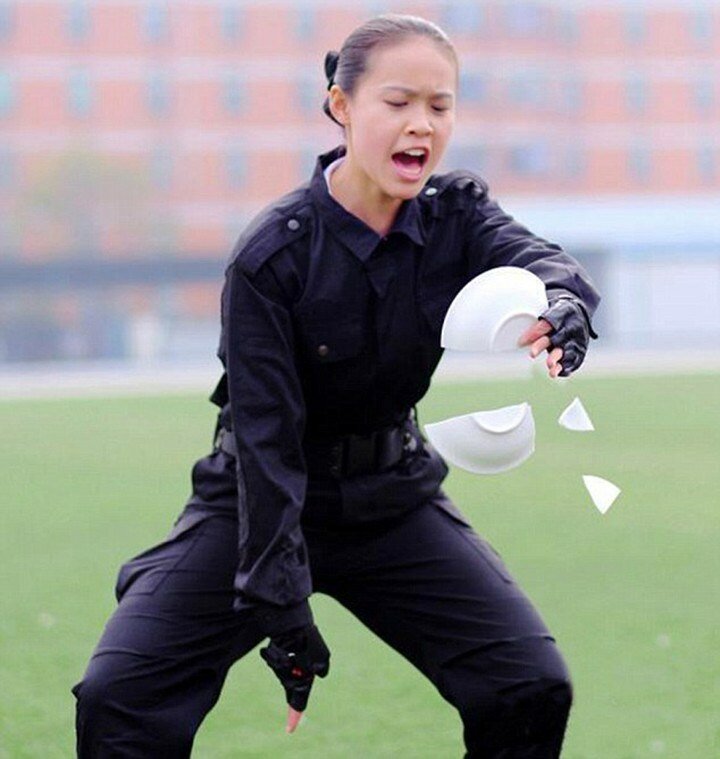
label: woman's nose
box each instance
[406,117,433,136]
[404,104,434,136]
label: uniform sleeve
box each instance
[464,179,601,322]
[222,259,312,636]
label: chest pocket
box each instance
[298,317,365,364]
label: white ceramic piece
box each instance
[582,475,621,514]
[424,402,535,475]
[558,397,595,431]
[441,267,548,352]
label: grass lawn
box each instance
[1,372,718,758]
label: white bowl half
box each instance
[441,267,548,352]
[424,402,535,475]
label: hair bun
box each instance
[324,50,340,89]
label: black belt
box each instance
[215,421,419,478]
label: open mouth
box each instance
[391,148,429,179]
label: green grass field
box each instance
[1,372,719,758]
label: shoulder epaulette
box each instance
[227,185,312,277]
[419,170,490,214]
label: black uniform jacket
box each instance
[209,145,600,629]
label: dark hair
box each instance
[322,14,458,127]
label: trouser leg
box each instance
[72,514,263,758]
[314,497,572,758]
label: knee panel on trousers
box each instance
[73,654,199,758]
[451,677,572,759]
[438,635,573,759]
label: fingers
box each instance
[286,679,313,712]
[529,335,551,358]
[286,706,303,734]
[518,319,563,378]
[547,347,563,378]
[517,318,552,347]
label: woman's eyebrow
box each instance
[380,85,454,99]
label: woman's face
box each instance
[331,36,457,203]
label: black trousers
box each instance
[73,458,572,758]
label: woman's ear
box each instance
[328,84,350,127]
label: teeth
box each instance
[404,149,425,157]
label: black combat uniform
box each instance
[73,146,600,758]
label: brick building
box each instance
[1,0,719,360]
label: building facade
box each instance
[1,0,719,360]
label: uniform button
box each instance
[317,344,329,357]
[424,187,437,196]
[287,218,300,231]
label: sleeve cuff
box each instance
[546,289,599,340]
[251,599,313,638]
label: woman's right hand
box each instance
[260,623,331,733]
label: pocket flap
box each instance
[300,319,364,363]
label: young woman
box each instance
[74,14,600,758]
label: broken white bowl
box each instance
[424,402,535,475]
[583,475,621,514]
[559,397,595,431]
[441,267,548,352]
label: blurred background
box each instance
[1,0,719,392]
[2,5,720,756]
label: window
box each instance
[150,147,173,189]
[222,74,245,114]
[146,72,171,115]
[563,145,586,179]
[697,145,717,184]
[0,3,14,41]
[226,148,247,188]
[296,73,318,114]
[624,10,646,45]
[504,2,545,37]
[142,3,169,43]
[561,77,584,113]
[460,72,487,104]
[693,77,715,114]
[299,147,318,181]
[220,5,243,41]
[363,1,386,18]
[445,145,487,175]
[68,69,93,116]
[507,72,546,108]
[508,141,550,177]
[0,70,14,116]
[295,5,315,40]
[628,145,652,181]
[690,8,714,45]
[557,8,580,44]
[67,2,91,42]
[626,75,648,114]
[440,2,484,35]
[226,219,247,249]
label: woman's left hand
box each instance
[518,297,595,378]
[518,319,564,378]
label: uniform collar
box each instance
[309,146,425,263]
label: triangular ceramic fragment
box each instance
[583,475,621,514]
[559,397,595,431]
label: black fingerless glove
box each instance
[540,295,598,377]
[260,623,331,712]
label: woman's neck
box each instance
[329,159,402,238]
